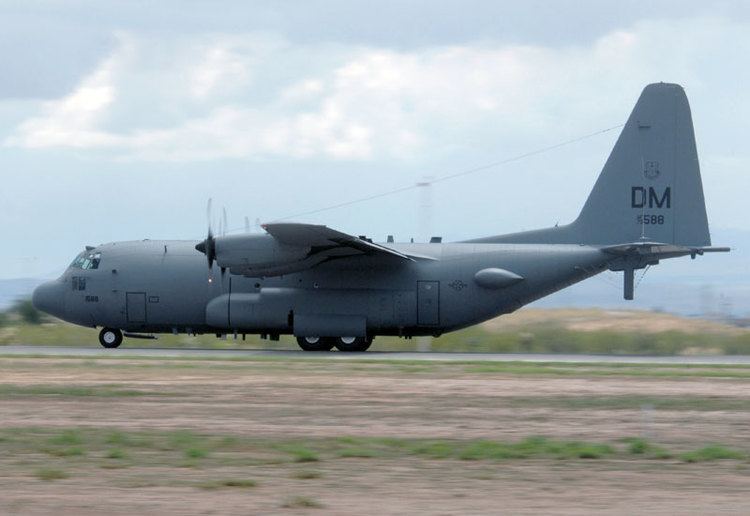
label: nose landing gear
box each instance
[99,328,123,349]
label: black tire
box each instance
[99,328,123,349]
[296,336,334,352]
[334,336,372,352]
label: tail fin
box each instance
[573,82,710,246]
[470,83,712,246]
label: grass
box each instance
[622,438,673,459]
[184,447,209,459]
[3,314,750,355]
[505,395,750,412]
[48,429,83,446]
[679,445,746,463]
[282,496,324,509]
[0,384,167,398]
[7,352,750,382]
[276,444,320,463]
[106,448,127,459]
[161,431,212,460]
[291,470,323,479]
[325,436,622,461]
[461,438,614,460]
[1,427,747,486]
[34,468,68,481]
[199,478,257,489]
[337,446,382,458]
[45,446,85,457]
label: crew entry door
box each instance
[417,281,440,326]
[126,292,147,323]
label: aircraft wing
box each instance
[209,223,424,278]
[262,223,415,262]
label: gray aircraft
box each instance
[32,83,728,351]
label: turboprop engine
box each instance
[196,233,312,277]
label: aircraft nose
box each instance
[32,281,65,318]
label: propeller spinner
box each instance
[195,229,216,268]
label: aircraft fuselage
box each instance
[35,239,609,338]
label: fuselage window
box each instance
[71,276,86,291]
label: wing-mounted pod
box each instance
[195,223,420,278]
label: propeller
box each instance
[195,199,231,283]
[195,198,217,270]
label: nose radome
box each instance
[32,281,64,318]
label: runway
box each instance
[3,345,750,364]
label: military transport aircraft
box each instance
[32,83,728,351]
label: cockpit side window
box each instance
[70,253,85,269]
[70,252,101,270]
[89,253,101,269]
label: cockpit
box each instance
[70,251,101,270]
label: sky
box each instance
[1,0,749,279]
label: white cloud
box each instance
[8,52,119,148]
[4,17,750,162]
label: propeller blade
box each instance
[206,198,213,235]
[196,197,217,271]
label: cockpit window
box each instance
[70,252,101,270]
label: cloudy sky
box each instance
[1,0,748,279]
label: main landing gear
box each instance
[296,336,335,352]
[98,328,123,349]
[295,336,373,352]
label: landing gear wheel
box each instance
[334,336,372,352]
[99,328,123,349]
[296,336,334,352]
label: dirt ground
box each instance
[1,356,750,515]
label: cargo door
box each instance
[126,292,147,324]
[417,281,440,326]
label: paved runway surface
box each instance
[3,345,750,364]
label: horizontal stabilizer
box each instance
[602,242,730,259]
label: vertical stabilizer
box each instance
[573,82,710,246]
[468,83,712,247]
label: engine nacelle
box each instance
[213,234,310,276]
